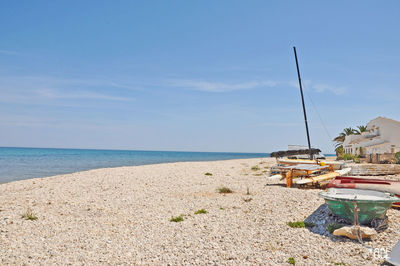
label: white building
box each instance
[343,117,400,162]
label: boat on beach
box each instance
[294,167,351,185]
[277,158,344,170]
[328,176,400,207]
[319,188,399,225]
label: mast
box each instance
[293,46,312,159]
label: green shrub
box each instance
[335,145,344,159]
[395,152,400,164]
[343,153,354,160]
[194,208,207,214]
[343,153,360,163]
[21,208,38,221]
[218,187,233,193]
[204,172,213,176]
[288,257,296,265]
[170,215,184,222]
[287,221,315,228]
[251,166,260,171]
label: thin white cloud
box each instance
[289,80,347,95]
[0,75,135,104]
[311,83,347,95]
[35,88,131,101]
[168,78,346,95]
[168,79,279,92]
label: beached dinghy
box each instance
[328,176,400,207]
[294,168,351,185]
[319,188,399,225]
[277,158,344,170]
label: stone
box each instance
[333,226,377,240]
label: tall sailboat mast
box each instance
[293,46,312,159]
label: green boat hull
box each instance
[324,198,393,224]
[320,188,398,225]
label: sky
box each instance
[0,1,399,153]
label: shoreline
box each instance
[1,157,269,185]
[0,147,269,184]
[1,157,398,264]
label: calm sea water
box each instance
[0,147,268,183]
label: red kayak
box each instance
[328,176,400,208]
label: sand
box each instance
[0,158,399,265]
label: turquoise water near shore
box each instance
[0,147,268,183]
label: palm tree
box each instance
[333,127,356,143]
[355,125,367,135]
[333,127,356,155]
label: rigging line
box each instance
[301,82,335,147]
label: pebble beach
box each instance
[1,158,399,265]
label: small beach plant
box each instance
[332,262,347,266]
[246,186,250,195]
[204,172,213,176]
[21,208,38,221]
[243,197,253,202]
[194,208,207,214]
[251,166,260,171]
[287,221,314,228]
[218,187,233,194]
[288,257,296,265]
[170,215,184,222]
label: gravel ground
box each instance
[0,158,399,265]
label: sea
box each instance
[0,147,269,183]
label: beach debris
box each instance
[333,226,377,240]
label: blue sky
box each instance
[0,1,399,153]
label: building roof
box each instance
[363,141,389,148]
[368,116,400,125]
[348,135,381,144]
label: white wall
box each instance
[343,117,400,155]
[367,117,400,152]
